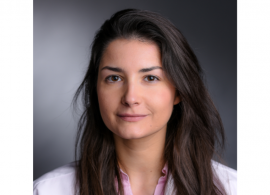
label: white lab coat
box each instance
[34,160,237,195]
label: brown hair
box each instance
[73,9,226,195]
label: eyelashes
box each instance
[106,75,122,82]
[144,75,159,82]
[105,75,160,83]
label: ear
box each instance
[173,91,181,105]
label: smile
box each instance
[117,114,147,122]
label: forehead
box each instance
[99,38,162,70]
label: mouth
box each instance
[117,114,148,122]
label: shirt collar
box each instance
[119,162,168,185]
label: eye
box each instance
[106,75,122,83]
[144,75,159,82]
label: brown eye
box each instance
[145,75,158,82]
[111,76,119,81]
[106,75,122,83]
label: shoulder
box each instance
[211,160,237,195]
[33,162,77,195]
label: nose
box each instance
[121,81,142,107]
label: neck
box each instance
[114,128,166,181]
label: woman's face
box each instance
[97,38,180,140]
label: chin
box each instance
[113,127,155,140]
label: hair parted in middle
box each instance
[73,8,226,195]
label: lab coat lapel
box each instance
[164,173,176,195]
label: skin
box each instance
[97,38,180,195]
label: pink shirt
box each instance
[117,163,168,195]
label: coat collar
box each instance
[164,172,175,195]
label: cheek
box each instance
[97,85,120,126]
[148,86,175,109]
[97,89,112,116]
[146,86,175,123]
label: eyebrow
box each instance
[100,66,163,73]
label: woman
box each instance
[33,9,236,195]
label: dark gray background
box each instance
[34,0,236,180]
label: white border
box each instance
[238,0,270,194]
[0,0,33,194]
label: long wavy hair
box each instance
[73,9,226,195]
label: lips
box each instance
[117,113,147,122]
